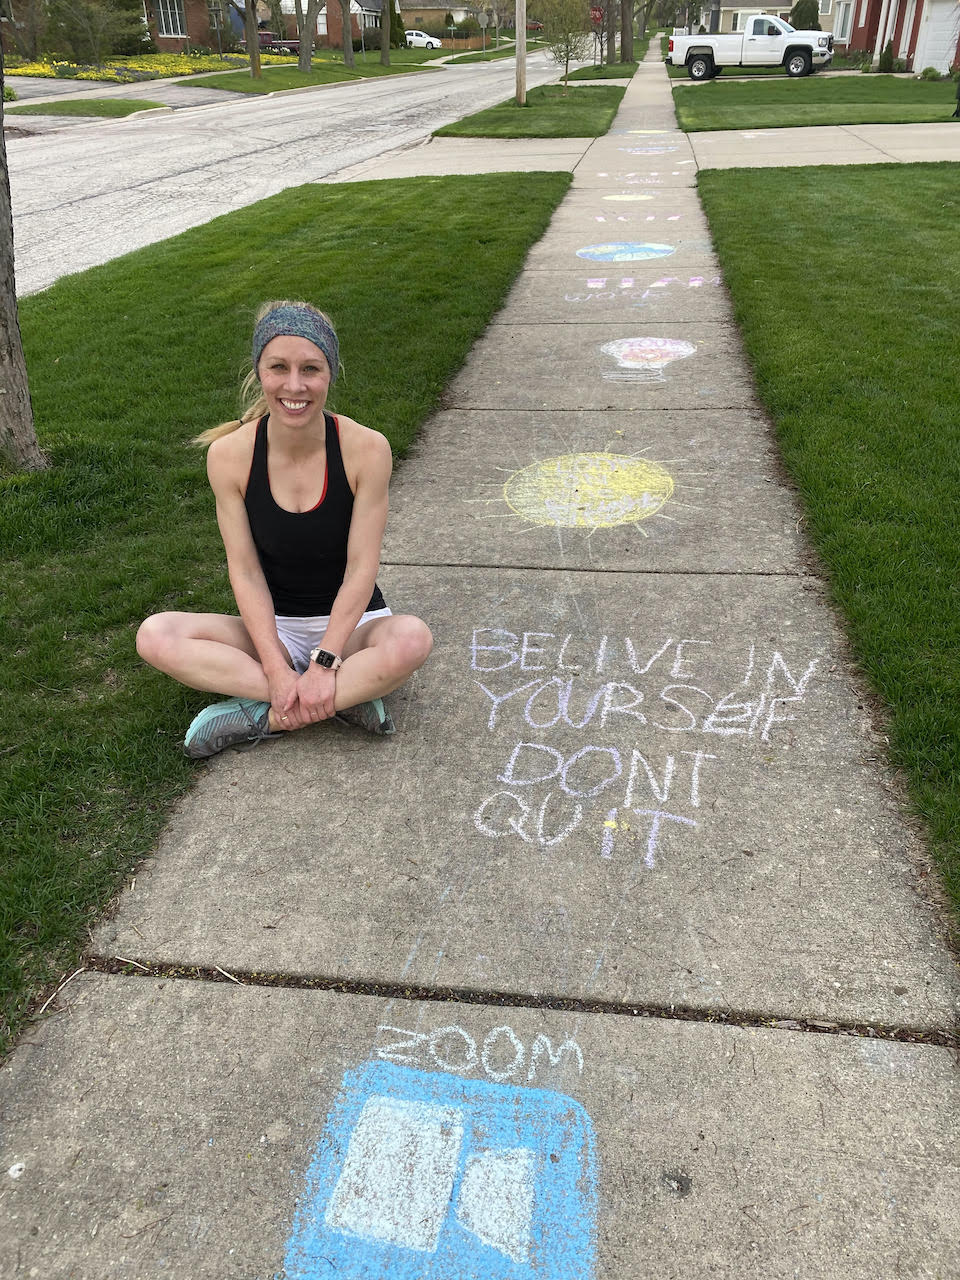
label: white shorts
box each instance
[275,607,393,673]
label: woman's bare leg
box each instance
[333,614,433,712]
[136,612,278,701]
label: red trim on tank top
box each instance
[306,415,336,511]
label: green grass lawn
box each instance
[434,82,625,136]
[698,162,960,922]
[6,98,165,117]
[0,170,571,1056]
[567,60,638,79]
[673,74,958,129]
[180,59,430,92]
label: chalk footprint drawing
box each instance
[283,1061,598,1279]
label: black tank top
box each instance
[243,412,385,617]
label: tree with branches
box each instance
[542,0,591,89]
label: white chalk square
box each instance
[325,1095,464,1252]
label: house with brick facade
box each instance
[842,0,959,68]
[145,0,392,52]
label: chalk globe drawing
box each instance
[601,336,696,381]
[576,242,675,262]
[503,453,675,529]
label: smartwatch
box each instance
[310,647,343,671]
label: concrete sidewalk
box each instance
[3,51,960,1280]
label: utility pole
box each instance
[515,0,526,104]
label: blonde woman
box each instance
[137,301,433,758]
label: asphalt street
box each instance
[7,55,567,295]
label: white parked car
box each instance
[405,29,443,48]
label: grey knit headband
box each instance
[252,305,339,384]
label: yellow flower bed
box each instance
[5,51,297,82]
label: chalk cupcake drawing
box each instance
[576,242,675,262]
[600,337,697,382]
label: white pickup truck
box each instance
[668,14,834,79]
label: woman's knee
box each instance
[136,612,184,668]
[389,615,434,674]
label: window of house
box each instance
[834,0,852,38]
[156,0,186,36]
[819,0,832,14]
[731,11,743,29]
[856,0,868,27]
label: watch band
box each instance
[310,647,343,671]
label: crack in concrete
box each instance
[82,955,960,1048]
[379,559,815,577]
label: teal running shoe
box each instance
[183,698,274,759]
[336,697,396,736]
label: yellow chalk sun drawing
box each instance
[502,452,675,529]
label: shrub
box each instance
[788,0,820,29]
[918,65,945,79]
[878,38,893,71]
[3,85,16,100]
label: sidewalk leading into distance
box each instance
[3,50,959,1279]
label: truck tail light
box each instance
[668,36,674,51]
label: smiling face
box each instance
[257,335,331,430]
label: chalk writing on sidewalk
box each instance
[469,628,819,858]
[284,1062,598,1280]
[374,1022,585,1084]
[600,337,697,381]
[563,275,722,307]
[576,241,675,262]
[618,145,679,155]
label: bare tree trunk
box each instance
[245,0,262,76]
[380,0,390,64]
[339,0,355,65]
[0,60,45,473]
[298,0,322,69]
[515,0,526,103]
[605,0,616,62]
[294,0,304,36]
[620,0,633,59]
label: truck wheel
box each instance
[785,50,812,76]
[688,54,714,81]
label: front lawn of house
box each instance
[673,73,958,129]
[6,97,166,117]
[434,82,625,136]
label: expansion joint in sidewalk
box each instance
[380,558,814,579]
[81,954,959,1049]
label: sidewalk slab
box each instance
[442,322,755,411]
[543,196,712,240]
[328,136,595,182]
[93,566,960,1030]
[3,975,959,1279]
[492,267,730,323]
[521,233,719,273]
[383,409,801,573]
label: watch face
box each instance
[313,649,336,668]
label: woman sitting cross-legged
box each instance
[136,300,433,759]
